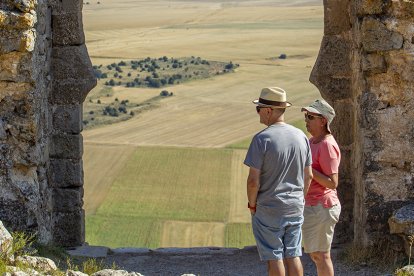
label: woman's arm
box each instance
[312,169,338,189]
[304,165,313,195]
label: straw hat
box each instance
[253,87,292,108]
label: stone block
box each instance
[0,29,35,54]
[362,53,387,74]
[330,100,355,146]
[0,10,36,30]
[323,0,351,35]
[51,210,84,247]
[0,81,32,102]
[367,73,412,106]
[390,0,414,19]
[52,104,82,134]
[386,51,414,83]
[50,159,83,188]
[13,0,37,13]
[0,52,32,82]
[389,204,414,256]
[0,199,37,233]
[311,35,352,77]
[51,187,83,212]
[389,204,414,235]
[0,221,13,256]
[361,18,404,52]
[67,245,110,258]
[355,0,390,16]
[309,76,351,102]
[16,256,57,273]
[52,12,85,46]
[50,133,83,159]
[50,0,82,15]
[50,45,97,104]
[37,4,51,36]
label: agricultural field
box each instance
[82,0,323,248]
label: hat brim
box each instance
[301,106,321,114]
[253,99,292,108]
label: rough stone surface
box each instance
[49,159,83,188]
[92,270,144,276]
[67,245,110,258]
[50,45,97,104]
[0,0,95,246]
[355,0,390,16]
[0,221,13,255]
[323,0,351,35]
[312,0,414,257]
[66,270,88,276]
[361,17,404,52]
[51,210,85,246]
[52,105,83,134]
[16,255,57,273]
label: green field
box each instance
[86,147,253,248]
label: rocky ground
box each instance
[69,245,391,276]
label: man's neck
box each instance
[266,116,284,126]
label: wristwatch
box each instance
[248,202,256,211]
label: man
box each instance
[244,87,313,276]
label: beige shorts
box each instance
[302,204,341,253]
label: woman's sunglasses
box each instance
[304,113,323,120]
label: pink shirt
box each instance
[305,135,341,208]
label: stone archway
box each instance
[0,0,413,253]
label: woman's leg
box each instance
[310,251,334,276]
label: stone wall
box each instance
[311,0,414,251]
[0,0,95,246]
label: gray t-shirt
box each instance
[244,123,312,217]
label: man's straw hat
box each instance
[253,87,292,108]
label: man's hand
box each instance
[248,202,256,215]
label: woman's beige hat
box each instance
[301,99,335,133]
[253,87,292,108]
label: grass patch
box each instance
[86,147,233,248]
[225,223,256,248]
[87,216,162,248]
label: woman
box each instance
[301,99,341,276]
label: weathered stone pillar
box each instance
[0,0,95,246]
[312,0,414,252]
[49,0,96,246]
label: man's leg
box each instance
[309,251,334,276]
[284,257,303,276]
[267,260,285,276]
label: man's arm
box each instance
[304,165,313,196]
[312,169,338,189]
[247,167,260,214]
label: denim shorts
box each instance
[252,207,303,261]
[302,204,341,253]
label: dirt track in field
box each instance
[161,220,225,247]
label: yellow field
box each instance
[82,0,323,247]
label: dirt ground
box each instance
[101,246,387,276]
